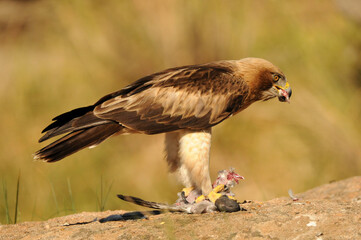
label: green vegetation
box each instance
[2,180,11,224]
[96,176,113,212]
[1,172,20,224]
[0,0,360,223]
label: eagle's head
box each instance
[262,71,292,103]
[238,58,292,103]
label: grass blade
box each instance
[50,182,59,216]
[67,178,75,213]
[100,176,103,211]
[96,176,103,211]
[96,176,113,212]
[2,180,11,224]
[14,172,20,224]
[103,180,113,211]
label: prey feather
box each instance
[117,168,245,214]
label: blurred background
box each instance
[0,0,360,223]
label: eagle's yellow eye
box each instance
[273,75,280,82]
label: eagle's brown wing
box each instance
[94,62,249,134]
[35,61,250,162]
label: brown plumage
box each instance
[34,58,292,195]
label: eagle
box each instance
[34,58,292,197]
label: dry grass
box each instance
[0,0,360,223]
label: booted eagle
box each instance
[35,58,292,196]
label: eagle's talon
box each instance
[208,191,223,203]
[194,184,231,204]
[181,187,194,197]
[195,195,206,203]
[227,195,237,201]
[212,184,225,193]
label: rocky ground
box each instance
[1,176,360,240]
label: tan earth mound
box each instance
[1,176,360,240]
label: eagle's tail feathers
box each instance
[34,123,123,162]
[39,112,112,142]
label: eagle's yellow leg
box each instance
[181,187,194,197]
[195,184,238,203]
[208,184,224,203]
[195,184,229,203]
[227,195,237,201]
[195,195,206,203]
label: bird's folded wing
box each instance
[94,64,248,134]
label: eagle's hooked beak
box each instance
[275,82,292,103]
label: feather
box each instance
[35,123,123,162]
